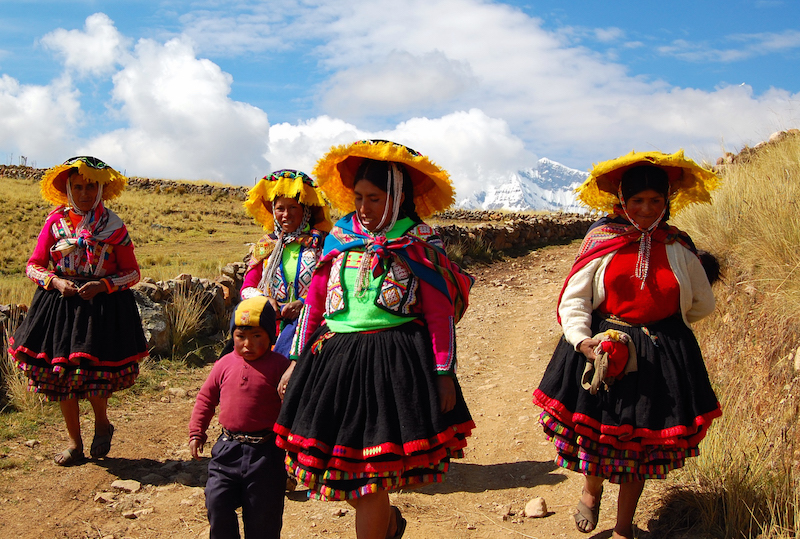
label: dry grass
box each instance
[676,134,800,340]
[656,133,800,538]
[1,305,46,414]
[165,282,213,356]
[444,235,496,266]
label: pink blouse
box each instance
[26,208,140,293]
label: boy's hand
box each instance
[278,361,296,400]
[437,376,456,413]
[189,438,204,460]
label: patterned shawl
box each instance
[51,202,131,269]
[320,213,474,323]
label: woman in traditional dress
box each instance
[533,150,722,539]
[9,156,147,466]
[275,140,475,538]
[240,169,331,356]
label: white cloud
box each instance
[84,36,270,183]
[267,115,367,176]
[40,13,129,76]
[320,50,478,118]
[267,109,534,199]
[593,27,625,43]
[0,73,81,163]
[294,0,799,167]
[659,30,800,63]
[4,1,800,197]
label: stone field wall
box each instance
[1,167,596,357]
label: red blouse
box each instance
[599,241,680,324]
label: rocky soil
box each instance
[0,244,661,538]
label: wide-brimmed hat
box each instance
[244,169,332,232]
[312,139,455,218]
[40,156,128,206]
[576,150,720,215]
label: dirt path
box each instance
[0,244,658,538]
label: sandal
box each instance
[574,487,602,533]
[54,447,86,467]
[389,506,407,539]
[90,424,114,459]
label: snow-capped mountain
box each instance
[458,158,589,213]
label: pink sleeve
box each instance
[240,261,264,299]
[188,360,224,445]
[102,242,141,293]
[25,214,59,288]
[288,262,331,359]
[419,279,457,375]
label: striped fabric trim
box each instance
[9,339,149,368]
[533,388,721,451]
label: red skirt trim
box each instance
[9,339,149,368]
[275,419,474,474]
[533,388,721,450]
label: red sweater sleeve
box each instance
[419,278,457,375]
[25,213,60,288]
[188,362,223,445]
[289,262,331,359]
[240,260,264,299]
[101,242,141,293]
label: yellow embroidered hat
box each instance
[576,150,720,215]
[312,139,455,218]
[40,156,128,206]
[244,169,332,232]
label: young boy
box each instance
[189,296,290,539]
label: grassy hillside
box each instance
[651,132,800,538]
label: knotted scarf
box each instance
[51,198,131,272]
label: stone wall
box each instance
[437,214,593,254]
[2,165,596,357]
[1,214,594,358]
[129,213,594,356]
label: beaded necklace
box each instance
[617,185,668,290]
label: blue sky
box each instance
[1,0,798,199]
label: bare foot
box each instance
[54,446,85,466]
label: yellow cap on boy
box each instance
[233,296,276,343]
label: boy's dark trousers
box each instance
[205,433,286,539]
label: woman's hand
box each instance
[280,300,303,320]
[278,361,296,400]
[437,376,456,413]
[53,277,79,297]
[77,281,106,300]
[189,438,204,460]
[578,338,601,362]
[266,297,282,318]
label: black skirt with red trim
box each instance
[533,314,720,483]
[274,321,474,500]
[8,287,147,401]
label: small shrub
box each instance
[1,306,46,414]
[444,235,495,266]
[165,282,212,356]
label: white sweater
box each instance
[558,242,716,349]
